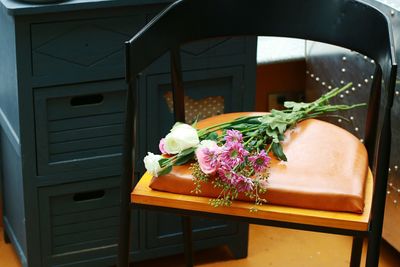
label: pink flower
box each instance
[218,169,241,186]
[218,170,253,192]
[237,176,254,192]
[159,138,167,154]
[224,129,243,143]
[195,140,221,174]
[248,150,271,173]
[219,142,249,169]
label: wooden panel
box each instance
[48,112,124,132]
[181,37,246,58]
[53,217,119,236]
[31,14,146,85]
[49,124,124,143]
[132,171,372,232]
[0,130,26,253]
[53,227,117,247]
[52,207,119,226]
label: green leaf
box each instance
[271,109,285,116]
[230,123,249,129]
[247,140,256,147]
[283,101,296,108]
[277,123,287,134]
[157,165,172,176]
[269,121,287,135]
[259,115,274,124]
[256,139,264,147]
[246,130,259,137]
[246,117,262,124]
[265,127,279,140]
[207,132,218,140]
[158,158,169,167]
[179,147,196,157]
[284,101,309,111]
[272,142,287,161]
[278,133,285,141]
[174,152,194,166]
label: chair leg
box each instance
[350,236,363,267]
[365,228,383,267]
[182,216,194,267]
[227,223,249,259]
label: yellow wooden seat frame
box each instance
[132,170,373,232]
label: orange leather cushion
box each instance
[149,112,368,213]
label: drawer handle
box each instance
[73,190,105,202]
[70,94,104,106]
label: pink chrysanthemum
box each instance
[219,142,249,169]
[248,150,271,173]
[218,169,241,186]
[224,129,243,143]
[237,176,254,192]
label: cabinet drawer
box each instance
[34,80,126,176]
[31,14,146,85]
[38,177,139,266]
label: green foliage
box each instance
[197,82,365,161]
[190,162,210,194]
[209,178,239,207]
[206,131,218,141]
[271,142,287,161]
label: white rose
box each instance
[143,152,163,177]
[164,123,200,154]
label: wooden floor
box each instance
[1,225,400,267]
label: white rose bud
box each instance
[143,152,163,177]
[164,123,200,154]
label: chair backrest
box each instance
[124,0,396,218]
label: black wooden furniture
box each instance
[121,0,397,266]
[0,0,256,266]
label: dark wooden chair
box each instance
[118,0,397,266]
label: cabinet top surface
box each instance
[0,0,172,15]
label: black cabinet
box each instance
[0,1,257,266]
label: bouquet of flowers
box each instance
[144,83,365,209]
